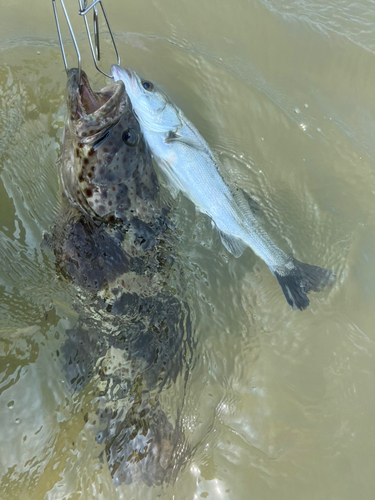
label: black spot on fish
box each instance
[85,188,93,198]
[88,148,95,156]
[83,158,89,165]
[87,173,93,179]
[75,148,80,157]
[78,174,84,182]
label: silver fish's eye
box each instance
[142,80,154,91]
[122,128,139,147]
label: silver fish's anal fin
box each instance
[272,258,335,311]
[218,230,247,258]
[165,130,205,151]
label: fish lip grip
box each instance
[52,0,120,80]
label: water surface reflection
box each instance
[1,1,375,499]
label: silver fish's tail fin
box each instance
[273,258,334,310]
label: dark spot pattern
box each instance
[54,69,187,487]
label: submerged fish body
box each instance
[111,65,333,310]
[48,69,192,485]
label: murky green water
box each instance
[1,0,375,499]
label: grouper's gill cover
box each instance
[61,68,160,227]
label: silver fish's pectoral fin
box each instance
[165,131,180,143]
[165,130,205,151]
[218,230,247,258]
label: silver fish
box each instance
[111,65,333,310]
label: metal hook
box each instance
[78,0,120,79]
[79,0,101,16]
[52,0,82,81]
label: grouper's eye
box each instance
[142,80,154,91]
[122,128,139,147]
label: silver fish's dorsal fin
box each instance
[232,185,292,255]
[232,186,263,229]
[219,156,265,226]
[234,187,271,229]
[237,189,263,217]
[218,230,247,258]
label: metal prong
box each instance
[78,0,120,78]
[93,5,100,61]
[52,0,82,81]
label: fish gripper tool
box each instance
[52,0,120,80]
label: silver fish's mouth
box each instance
[111,65,139,94]
[111,64,131,80]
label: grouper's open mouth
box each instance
[78,72,103,116]
[66,68,126,141]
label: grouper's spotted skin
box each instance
[60,69,167,247]
[49,69,192,486]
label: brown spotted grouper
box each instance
[47,69,192,486]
